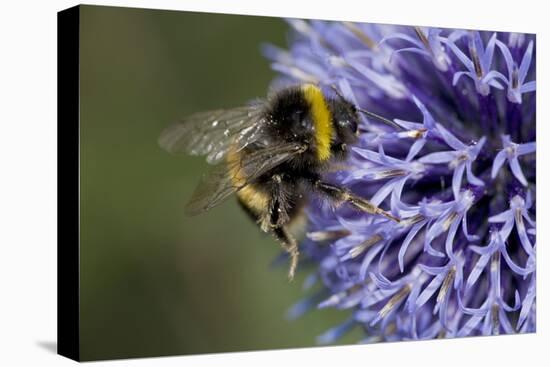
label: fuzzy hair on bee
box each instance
[159,84,400,280]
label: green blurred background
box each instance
[79,5,357,361]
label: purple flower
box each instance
[495,40,536,104]
[489,193,536,259]
[492,135,536,186]
[381,27,452,72]
[445,32,501,96]
[264,21,536,342]
[419,124,486,199]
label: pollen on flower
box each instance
[264,20,536,342]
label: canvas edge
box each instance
[57,4,81,362]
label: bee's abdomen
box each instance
[236,185,270,216]
[226,144,271,216]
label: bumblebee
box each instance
[159,84,399,280]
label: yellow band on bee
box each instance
[301,84,333,161]
[227,145,269,214]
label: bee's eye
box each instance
[339,119,358,133]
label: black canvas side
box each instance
[57,5,80,362]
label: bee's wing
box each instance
[185,142,307,215]
[158,101,267,164]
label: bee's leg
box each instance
[272,226,300,281]
[259,174,290,232]
[259,174,299,280]
[312,180,400,222]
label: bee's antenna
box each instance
[329,83,402,130]
[356,107,402,130]
[329,84,347,102]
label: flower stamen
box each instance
[378,284,412,320]
[443,212,459,231]
[414,27,430,49]
[491,304,500,335]
[307,229,351,242]
[375,169,407,179]
[436,266,456,304]
[469,44,483,78]
[511,66,519,89]
[348,234,383,259]
[343,22,377,49]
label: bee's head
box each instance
[328,98,360,156]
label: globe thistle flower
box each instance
[263,20,536,342]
